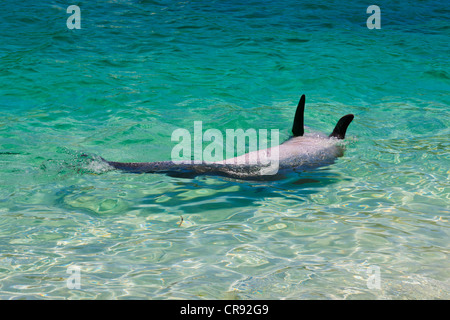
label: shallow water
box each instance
[0,0,448,299]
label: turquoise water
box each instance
[0,0,449,299]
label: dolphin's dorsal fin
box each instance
[292,94,305,136]
[329,114,354,139]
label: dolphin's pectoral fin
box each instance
[292,94,305,137]
[329,114,354,139]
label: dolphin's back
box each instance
[105,160,266,178]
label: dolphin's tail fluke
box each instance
[102,159,272,179]
[292,94,305,137]
[329,114,354,139]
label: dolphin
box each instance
[103,95,354,179]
